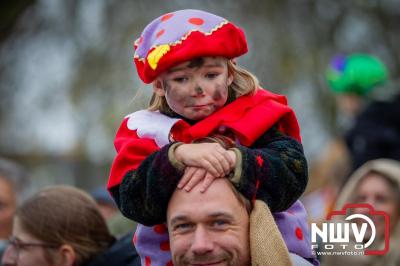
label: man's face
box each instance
[167,179,250,266]
[0,177,16,239]
[153,57,233,121]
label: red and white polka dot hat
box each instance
[133,9,248,83]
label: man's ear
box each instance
[58,244,76,266]
[153,78,166,97]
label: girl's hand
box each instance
[178,166,219,193]
[175,143,234,177]
[198,150,236,192]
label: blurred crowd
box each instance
[303,53,400,265]
[0,158,140,266]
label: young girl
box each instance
[108,9,316,265]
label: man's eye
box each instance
[174,223,193,232]
[212,219,228,228]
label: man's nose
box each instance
[190,226,214,255]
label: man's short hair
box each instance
[226,180,252,215]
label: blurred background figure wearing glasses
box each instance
[0,159,28,263]
[1,185,139,266]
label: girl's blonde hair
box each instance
[148,60,259,114]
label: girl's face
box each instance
[153,57,233,120]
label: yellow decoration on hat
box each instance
[147,44,171,70]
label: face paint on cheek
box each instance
[185,97,196,107]
[165,84,194,110]
[212,84,228,102]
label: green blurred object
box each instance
[326,53,388,95]
[107,212,137,238]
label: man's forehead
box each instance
[169,211,235,224]
[167,179,245,222]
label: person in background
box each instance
[0,158,27,264]
[303,53,399,227]
[1,185,140,266]
[322,159,400,266]
[325,53,400,171]
[91,187,137,238]
[326,53,388,127]
[91,187,119,221]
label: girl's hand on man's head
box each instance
[174,143,233,177]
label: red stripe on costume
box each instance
[256,155,264,167]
